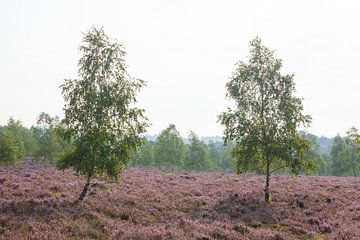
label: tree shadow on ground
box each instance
[0,198,83,220]
[212,193,292,224]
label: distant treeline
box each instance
[1,115,359,177]
[133,126,360,177]
[133,125,235,172]
[0,114,70,166]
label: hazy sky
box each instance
[1,0,359,137]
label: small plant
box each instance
[192,210,203,218]
[312,234,324,240]
[35,175,44,183]
[194,199,206,207]
[84,228,102,240]
[250,219,262,228]
[232,224,249,234]
[54,192,62,199]
[271,224,288,233]
[271,224,281,230]
[268,193,273,204]
[292,175,299,180]
[164,172,175,177]
[98,184,108,191]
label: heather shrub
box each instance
[232,224,249,234]
[1,164,360,239]
[250,219,262,228]
[312,234,325,240]
[35,175,44,183]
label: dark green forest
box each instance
[2,114,359,177]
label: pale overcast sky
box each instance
[0,0,359,137]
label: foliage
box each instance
[132,138,155,167]
[19,126,38,156]
[0,128,21,165]
[347,127,360,175]
[130,134,236,172]
[330,135,346,176]
[218,37,312,202]
[0,117,37,166]
[31,112,68,163]
[3,118,25,161]
[330,128,360,177]
[317,136,334,156]
[0,117,54,165]
[300,132,327,175]
[349,127,360,145]
[154,124,185,170]
[184,131,211,171]
[208,141,236,172]
[57,27,148,202]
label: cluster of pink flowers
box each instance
[0,160,359,239]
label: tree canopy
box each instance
[184,131,211,171]
[31,112,68,163]
[218,37,312,202]
[57,27,148,202]
[329,128,360,177]
[132,138,155,167]
[0,128,21,166]
[154,124,185,170]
